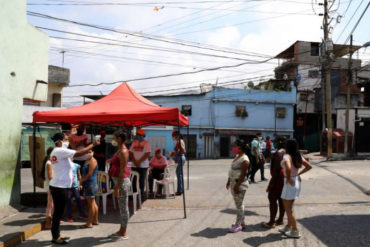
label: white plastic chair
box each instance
[154,163,177,199]
[96,171,116,215]
[129,171,141,214]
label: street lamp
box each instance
[344,36,370,154]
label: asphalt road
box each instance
[19,159,370,247]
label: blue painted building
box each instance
[144,82,297,159]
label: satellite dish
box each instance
[247,81,254,88]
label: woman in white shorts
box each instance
[279,139,312,239]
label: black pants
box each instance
[149,168,165,193]
[131,167,148,201]
[268,190,285,224]
[96,157,106,171]
[249,156,265,181]
[49,186,69,240]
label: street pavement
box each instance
[17,159,370,247]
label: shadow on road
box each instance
[243,223,275,233]
[191,227,228,239]
[243,233,282,247]
[299,214,370,247]
[22,237,111,247]
[220,208,259,216]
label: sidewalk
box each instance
[0,206,44,247]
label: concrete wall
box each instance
[146,84,296,158]
[40,83,64,107]
[0,0,49,207]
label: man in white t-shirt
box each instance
[129,128,151,201]
[49,132,99,245]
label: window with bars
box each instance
[275,107,287,118]
[181,105,192,116]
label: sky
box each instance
[26,0,370,106]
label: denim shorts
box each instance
[84,183,98,198]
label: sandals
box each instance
[112,236,129,241]
[78,224,93,229]
[51,239,68,245]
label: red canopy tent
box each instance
[32,82,189,218]
[33,82,188,126]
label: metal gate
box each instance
[204,135,214,159]
[183,135,197,158]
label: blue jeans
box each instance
[175,155,186,193]
[66,187,85,218]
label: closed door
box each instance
[220,136,230,157]
[355,120,370,153]
[204,135,214,159]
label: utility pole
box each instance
[60,50,66,67]
[344,35,353,154]
[323,0,333,157]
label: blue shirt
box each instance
[82,162,98,186]
[71,163,81,188]
[251,139,262,157]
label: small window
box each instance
[308,70,319,79]
[181,105,192,116]
[299,92,308,101]
[52,93,62,107]
[311,43,319,56]
[235,105,248,118]
[276,107,286,118]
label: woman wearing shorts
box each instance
[279,139,312,238]
[80,150,99,228]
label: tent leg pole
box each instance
[187,125,189,190]
[32,124,37,194]
[178,121,186,219]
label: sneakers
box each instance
[261,222,275,229]
[278,225,291,234]
[67,217,74,223]
[285,229,301,239]
[228,224,243,233]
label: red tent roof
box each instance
[33,82,189,126]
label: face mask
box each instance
[71,130,77,135]
[111,140,118,147]
[136,135,144,141]
[258,137,262,141]
[232,147,240,154]
[87,152,94,160]
[62,141,69,149]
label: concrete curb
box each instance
[0,221,45,247]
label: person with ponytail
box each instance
[278,139,312,238]
[42,146,54,230]
[226,139,250,233]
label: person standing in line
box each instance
[148,148,168,196]
[264,136,273,163]
[129,128,151,201]
[94,130,107,171]
[279,139,312,238]
[79,150,99,228]
[170,131,186,196]
[66,162,87,222]
[42,147,54,230]
[108,130,131,241]
[49,133,99,245]
[261,137,286,229]
[249,133,267,183]
[70,124,91,167]
[226,139,250,233]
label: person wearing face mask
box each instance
[49,132,99,245]
[170,131,186,196]
[249,133,267,183]
[70,124,91,167]
[108,130,131,241]
[93,130,107,171]
[79,150,99,229]
[129,128,151,201]
[226,139,250,233]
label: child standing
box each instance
[66,163,87,222]
[42,147,54,230]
